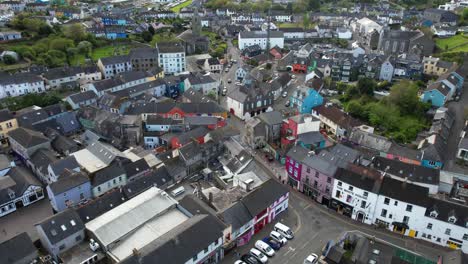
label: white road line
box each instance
[304,204,312,210]
[300,240,311,250]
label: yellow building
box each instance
[0,109,18,146]
[423,56,456,76]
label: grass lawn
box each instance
[91,45,131,61]
[170,0,192,13]
[435,34,468,51]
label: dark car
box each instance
[262,237,282,250]
[241,254,261,264]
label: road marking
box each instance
[304,204,312,210]
[283,246,296,256]
[300,239,311,250]
[292,207,302,234]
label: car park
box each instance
[270,231,287,245]
[304,253,319,264]
[262,237,281,250]
[255,240,275,257]
[274,223,294,239]
[241,254,261,264]
[250,248,268,263]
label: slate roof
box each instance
[36,209,84,245]
[287,145,310,162]
[314,104,362,130]
[55,111,81,134]
[372,156,439,185]
[123,158,150,179]
[297,131,326,145]
[99,55,130,66]
[48,171,89,195]
[7,127,49,148]
[156,41,185,53]
[68,91,98,105]
[379,176,430,207]
[349,128,392,152]
[241,179,288,216]
[0,109,14,123]
[182,88,215,103]
[425,197,468,228]
[16,109,48,127]
[51,135,79,155]
[317,144,360,168]
[120,214,225,264]
[302,154,338,176]
[0,72,42,85]
[42,67,81,80]
[0,232,37,264]
[75,190,126,223]
[0,167,41,204]
[426,82,450,96]
[257,111,283,126]
[49,156,80,178]
[129,47,158,59]
[175,126,210,146]
[179,194,217,216]
[30,148,58,176]
[335,166,382,193]
[126,102,225,115]
[219,200,252,230]
[92,162,126,186]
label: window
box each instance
[97,186,101,192]
[346,195,352,203]
[403,216,409,224]
[348,186,353,191]
[75,235,82,241]
[361,201,366,208]
[394,201,398,206]
[445,228,451,235]
[427,223,432,230]
[384,198,390,205]
[363,192,368,197]
[381,209,387,217]
[463,234,468,241]
[406,205,413,212]
[335,190,341,198]
[338,181,342,187]
[327,177,331,183]
[59,244,65,251]
[306,168,310,173]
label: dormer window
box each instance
[448,216,457,223]
[430,211,438,218]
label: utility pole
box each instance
[266,7,271,54]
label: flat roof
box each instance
[86,187,178,249]
[71,149,107,173]
[108,208,189,262]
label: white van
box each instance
[255,240,275,257]
[171,186,185,197]
[270,231,287,245]
[274,223,293,239]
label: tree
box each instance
[63,24,87,42]
[356,78,376,96]
[142,31,153,42]
[306,0,320,11]
[303,13,310,30]
[148,25,155,35]
[386,81,425,116]
[49,38,75,52]
[77,41,93,56]
[2,55,16,65]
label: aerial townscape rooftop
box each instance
[0,0,467,263]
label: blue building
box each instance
[102,16,128,26]
[289,84,323,114]
[46,171,91,212]
[422,82,449,107]
[164,76,184,98]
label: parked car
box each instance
[228,79,232,83]
[255,240,275,257]
[234,261,247,264]
[222,87,228,96]
[225,68,229,72]
[241,254,261,264]
[282,91,288,98]
[270,231,287,245]
[274,222,294,239]
[250,248,268,263]
[285,101,290,107]
[262,237,282,250]
[304,254,319,264]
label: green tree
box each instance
[148,25,155,35]
[2,55,16,65]
[356,77,376,96]
[63,24,87,42]
[386,81,424,116]
[77,41,93,56]
[142,31,153,42]
[49,38,74,52]
[303,13,310,30]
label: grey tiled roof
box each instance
[8,127,49,148]
[36,209,84,245]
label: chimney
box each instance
[132,248,140,257]
[208,192,213,204]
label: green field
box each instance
[435,34,468,52]
[170,0,192,13]
[70,45,132,65]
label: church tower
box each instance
[192,8,202,37]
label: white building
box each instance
[238,31,284,50]
[331,167,380,225]
[97,55,132,79]
[156,42,186,74]
[0,73,45,99]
